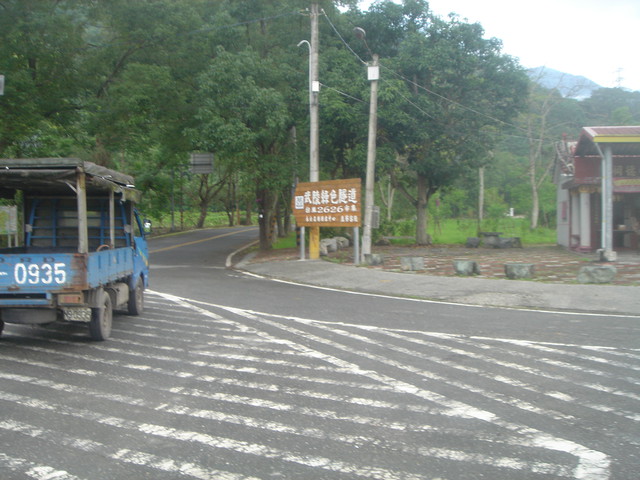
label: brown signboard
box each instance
[292,178,361,227]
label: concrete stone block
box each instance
[319,238,337,256]
[334,236,350,249]
[505,263,534,279]
[480,233,501,248]
[364,253,384,266]
[498,237,522,248]
[400,256,425,271]
[577,265,617,284]
[465,237,480,248]
[597,249,617,262]
[453,260,480,275]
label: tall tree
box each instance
[0,0,90,155]
[192,47,294,248]
[366,2,529,243]
[516,82,584,228]
[580,87,640,125]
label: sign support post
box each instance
[292,178,362,261]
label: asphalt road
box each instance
[0,226,638,480]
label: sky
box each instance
[357,0,640,91]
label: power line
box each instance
[321,10,532,137]
[380,78,436,120]
[321,9,367,65]
[320,83,365,103]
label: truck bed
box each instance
[0,247,134,304]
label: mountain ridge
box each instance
[527,66,601,99]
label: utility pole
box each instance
[308,3,321,259]
[478,166,485,226]
[361,53,379,261]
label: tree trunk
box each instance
[276,204,284,238]
[387,179,395,222]
[282,192,292,237]
[529,165,539,229]
[196,202,207,228]
[257,189,279,250]
[226,180,236,227]
[478,166,484,225]
[378,175,396,222]
[415,173,431,245]
[244,201,252,225]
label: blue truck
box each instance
[0,158,149,340]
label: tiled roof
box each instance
[575,126,640,157]
[583,126,640,138]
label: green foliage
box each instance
[581,88,640,124]
[0,0,638,246]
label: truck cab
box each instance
[0,158,149,340]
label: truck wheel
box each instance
[89,292,112,341]
[127,278,144,316]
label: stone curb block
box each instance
[400,256,425,271]
[453,260,480,276]
[505,263,535,279]
[577,265,617,284]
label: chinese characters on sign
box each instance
[613,159,640,192]
[613,162,638,178]
[292,178,361,227]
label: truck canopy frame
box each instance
[0,157,141,202]
[0,158,142,254]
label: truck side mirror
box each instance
[143,219,152,233]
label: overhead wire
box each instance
[321,9,537,141]
[199,7,551,147]
[319,83,366,103]
[321,9,368,66]
[177,7,541,146]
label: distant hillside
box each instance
[527,67,601,99]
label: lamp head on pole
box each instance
[353,27,366,39]
[353,27,374,59]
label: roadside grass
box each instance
[427,217,556,245]
[273,217,556,249]
[151,210,258,230]
[149,211,258,235]
[147,210,555,248]
[273,233,298,249]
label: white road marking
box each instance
[0,452,82,480]
[0,420,257,480]
[243,273,640,318]
[152,291,614,480]
[3,290,633,479]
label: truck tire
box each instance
[127,278,144,316]
[89,291,112,341]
